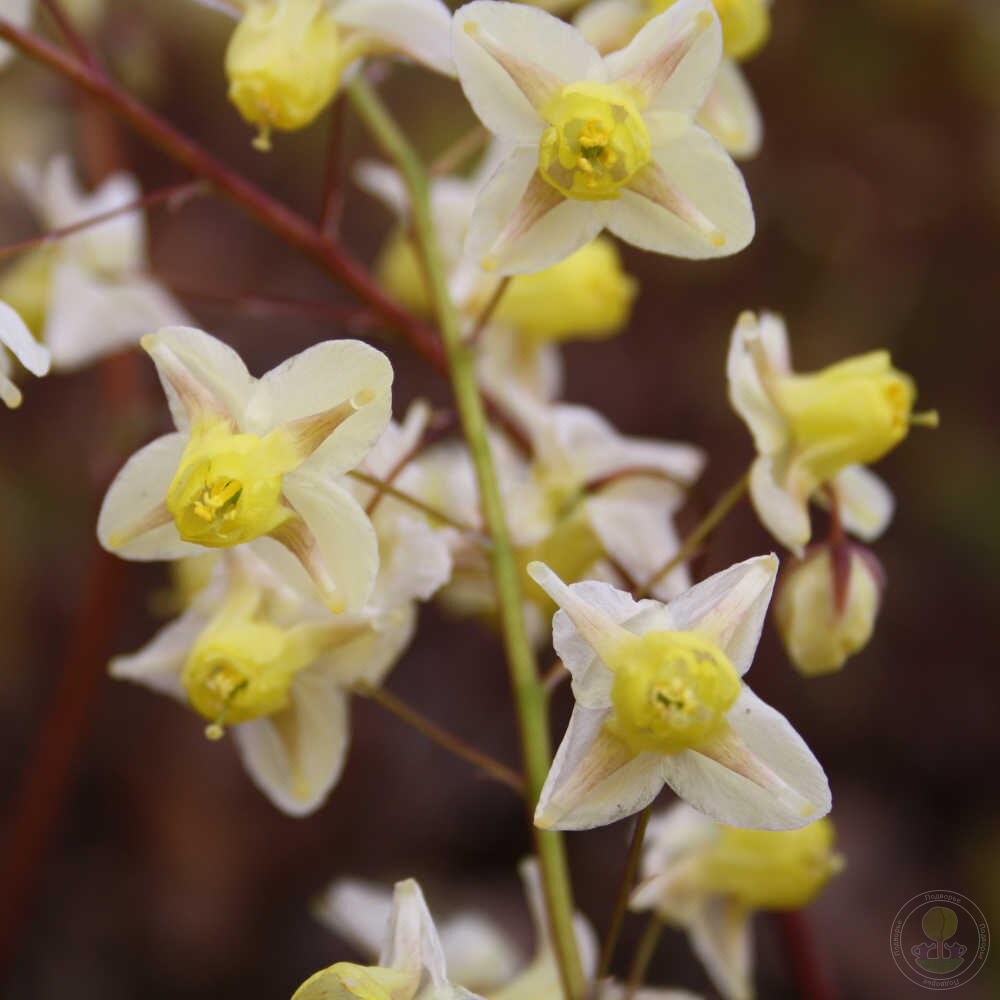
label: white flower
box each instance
[451,0,754,275]
[0,299,49,408]
[97,325,393,614]
[110,543,417,815]
[574,0,763,158]
[294,878,486,1000]
[202,0,454,149]
[727,310,936,553]
[0,0,33,70]
[0,156,191,372]
[527,555,831,831]
[630,802,843,1000]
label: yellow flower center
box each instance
[225,0,343,150]
[606,631,741,754]
[647,0,771,61]
[695,819,843,909]
[538,82,651,202]
[167,421,296,547]
[775,351,915,486]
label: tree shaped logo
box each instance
[913,906,967,974]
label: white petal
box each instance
[144,326,254,432]
[662,553,778,676]
[660,686,831,830]
[688,898,754,1000]
[336,0,455,75]
[314,603,415,688]
[638,801,717,880]
[0,299,49,376]
[97,432,201,560]
[440,914,523,993]
[726,311,788,455]
[380,879,448,984]
[233,673,350,817]
[697,59,762,160]
[313,878,392,958]
[108,612,205,702]
[610,127,753,258]
[606,0,721,118]
[44,262,191,372]
[245,339,392,476]
[574,0,644,55]
[535,704,666,830]
[373,515,452,607]
[282,470,380,614]
[829,464,895,541]
[452,1,605,144]
[360,400,431,480]
[749,455,811,554]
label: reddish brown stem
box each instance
[776,910,836,1000]
[38,0,100,69]
[319,97,348,237]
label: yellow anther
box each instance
[910,409,940,428]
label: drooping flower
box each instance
[0,156,190,373]
[357,152,637,400]
[575,0,768,157]
[97,325,393,613]
[527,556,831,830]
[775,541,884,677]
[630,802,843,1000]
[0,299,49,408]
[451,0,754,275]
[727,310,938,553]
[293,878,485,1000]
[206,0,454,150]
[110,532,428,814]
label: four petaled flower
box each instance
[452,0,754,275]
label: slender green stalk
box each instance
[347,78,585,1000]
[625,915,664,1000]
[636,470,750,598]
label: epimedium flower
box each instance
[527,555,832,831]
[451,0,754,275]
[0,155,190,372]
[293,877,486,1000]
[97,325,393,614]
[575,0,769,158]
[0,299,49,408]
[205,0,454,150]
[727,310,938,554]
[774,541,884,677]
[357,152,638,401]
[110,539,425,815]
[630,802,844,1000]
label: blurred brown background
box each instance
[1,0,999,997]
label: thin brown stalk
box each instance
[429,124,490,176]
[39,0,99,69]
[0,180,208,261]
[776,911,836,1000]
[353,682,524,795]
[595,806,652,991]
[541,658,569,693]
[465,276,511,345]
[585,465,695,494]
[319,97,348,237]
[624,914,664,1000]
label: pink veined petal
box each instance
[535,703,667,830]
[452,1,606,144]
[749,454,812,555]
[727,311,789,455]
[335,0,455,76]
[233,672,350,817]
[607,0,721,115]
[380,880,449,985]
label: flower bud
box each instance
[225,0,342,151]
[775,544,884,676]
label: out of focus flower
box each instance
[97,325,393,613]
[727,310,938,554]
[0,0,32,70]
[293,878,485,1000]
[0,156,190,371]
[217,0,454,150]
[111,539,421,814]
[451,0,754,275]
[0,299,49,407]
[358,154,637,400]
[527,556,831,830]
[775,542,884,677]
[631,803,843,1000]
[575,0,767,157]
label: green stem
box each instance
[636,470,750,598]
[346,78,585,1000]
[625,914,664,1000]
